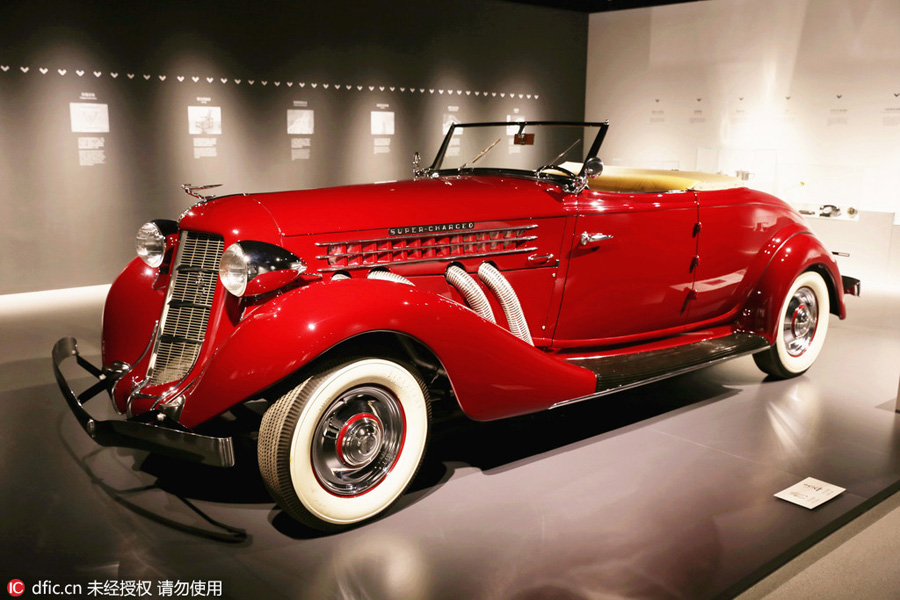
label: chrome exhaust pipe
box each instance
[446,265,495,323]
[477,262,533,345]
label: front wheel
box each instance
[258,358,430,531]
[753,270,830,379]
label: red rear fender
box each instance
[738,232,845,342]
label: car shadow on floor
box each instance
[422,368,738,474]
[387,368,741,523]
[60,367,741,541]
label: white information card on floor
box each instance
[775,477,846,509]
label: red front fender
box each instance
[738,232,846,342]
[179,279,597,428]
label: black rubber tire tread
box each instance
[752,347,800,380]
[752,269,829,380]
[257,358,430,532]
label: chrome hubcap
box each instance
[783,286,818,357]
[336,414,383,468]
[312,385,404,496]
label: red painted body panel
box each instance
[245,177,569,237]
[691,188,806,325]
[552,190,698,346]
[98,172,849,429]
[102,257,166,368]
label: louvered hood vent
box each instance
[317,225,537,272]
[147,231,224,386]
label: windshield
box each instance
[429,121,608,177]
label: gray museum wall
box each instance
[585,0,900,284]
[0,0,588,295]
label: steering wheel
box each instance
[535,164,577,179]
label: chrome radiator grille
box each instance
[147,231,224,386]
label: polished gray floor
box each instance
[1,284,899,599]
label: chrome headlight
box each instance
[219,241,307,297]
[135,221,170,267]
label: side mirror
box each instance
[583,157,604,179]
[564,157,604,195]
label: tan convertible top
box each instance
[558,162,744,193]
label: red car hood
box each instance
[240,176,567,237]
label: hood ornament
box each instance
[181,183,222,201]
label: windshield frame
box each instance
[427,120,609,180]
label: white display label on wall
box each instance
[291,138,311,161]
[70,103,109,133]
[193,137,217,159]
[287,109,314,135]
[882,107,900,127]
[827,108,848,127]
[188,106,222,135]
[373,137,391,155]
[77,137,106,166]
[775,477,845,510]
[371,111,395,136]
[730,108,748,124]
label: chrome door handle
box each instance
[580,232,614,246]
[527,253,555,265]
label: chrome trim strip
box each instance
[314,224,538,248]
[317,246,539,272]
[316,236,538,260]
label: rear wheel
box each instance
[258,358,430,531]
[753,270,830,379]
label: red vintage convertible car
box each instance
[54,121,859,530]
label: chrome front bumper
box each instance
[52,337,235,468]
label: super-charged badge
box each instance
[389,221,476,236]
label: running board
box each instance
[552,333,770,409]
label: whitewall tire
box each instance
[753,270,830,379]
[258,358,430,531]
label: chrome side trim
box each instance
[314,224,538,248]
[317,236,538,260]
[318,246,539,272]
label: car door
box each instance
[688,187,786,324]
[551,190,699,348]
